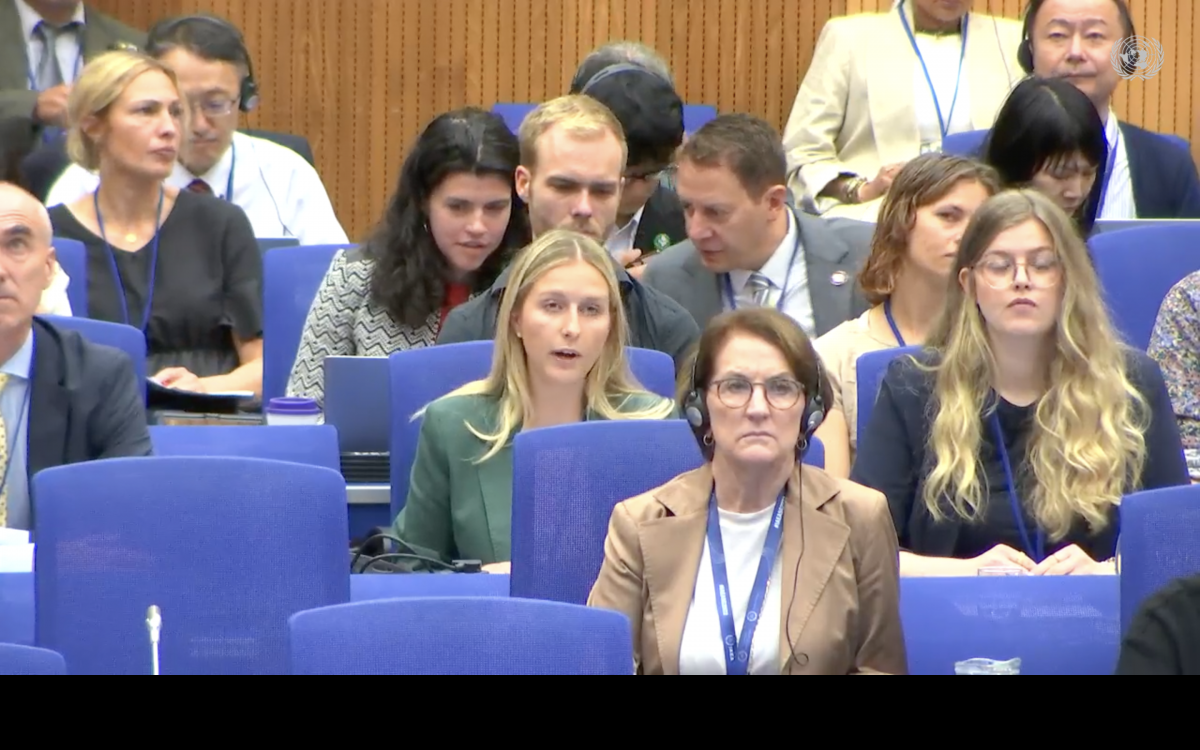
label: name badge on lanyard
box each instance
[989,412,1045,562]
[898,1,969,144]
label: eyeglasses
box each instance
[709,376,804,410]
[972,251,1062,289]
[189,95,239,118]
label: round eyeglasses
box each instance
[709,376,804,410]
[973,251,1062,289]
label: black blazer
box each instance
[1120,122,1200,219]
[27,317,152,523]
[632,185,688,256]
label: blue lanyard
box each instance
[721,210,802,312]
[94,187,165,334]
[0,335,34,500]
[883,299,907,346]
[706,488,786,676]
[1095,125,1121,217]
[222,144,237,202]
[898,1,969,141]
[989,412,1045,562]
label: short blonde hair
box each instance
[517,94,627,171]
[66,50,181,171]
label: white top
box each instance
[912,34,974,148]
[679,503,784,676]
[36,260,71,316]
[724,210,816,336]
[14,0,86,88]
[45,132,350,246]
[605,205,645,258]
[1098,113,1136,220]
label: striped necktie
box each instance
[186,179,213,195]
[0,373,10,528]
[745,272,774,308]
[32,21,80,90]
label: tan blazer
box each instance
[587,463,907,675]
[783,4,1022,221]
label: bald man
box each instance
[0,182,151,532]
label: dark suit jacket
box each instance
[641,208,874,336]
[0,114,36,183]
[1120,122,1200,219]
[27,316,153,526]
[632,185,687,257]
[0,1,144,122]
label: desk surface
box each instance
[0,574,1121,674]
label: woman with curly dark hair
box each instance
[287,107,531,406]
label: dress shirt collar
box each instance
[728,209,799,294]
[167,132,241,199]
[15,0,86,40]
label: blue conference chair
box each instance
[262,244,346,403]
[388,341,493,517]
[350,572,510,602]
[148,424,341,473]
[510,419,704,604]
[51,237,87,315]
[33,457,350,675]
[38,314,147,401]
[902,576,1120,675]
[1118,484,1200,633]
[625,346,676,400]
[492,102,717,135]
[0,643,66,675]
[941,129,989,157]
[855,345,921,443]
[289,597,633,675]
[1089,224,1200,350]
[257,238,300,253]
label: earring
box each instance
[703,432,713,446]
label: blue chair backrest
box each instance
[510,419,703,604]
[39,314,147,401]
[288,596,633,675]
[262,244,345,403]
[51,237,87,315]
[492,102,717,136]
[855,345,921,442]
[1088,224,1200,350]
[149,424,341,472]
[1118,484,1200,633]
[257,238,300,253]
[388,341,494,518]
[351,572,510,601]
[804,435,825,469]
[0,643,66,675]
[902,576,1119,675]
[941,129,989,157]
[626,346,676,400]
[33,456,350,674]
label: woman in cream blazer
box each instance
[783,0,1021,221]
[589,308,906,675]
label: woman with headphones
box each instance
[588,308,906,675]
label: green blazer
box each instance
[392,391,677,565]
[0,1,145,123]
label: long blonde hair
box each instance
[432,229,674,462]
[920,189,1147,540]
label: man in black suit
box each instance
[1025,0,1200,218]
[569,43,688,276]
[0,182,151,531]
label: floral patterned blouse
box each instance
[1148,270,1200,479]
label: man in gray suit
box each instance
[643,114,873,338]
[0,1,143,132]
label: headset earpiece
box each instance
[683,354,706,429]
[1017,0,1039,75]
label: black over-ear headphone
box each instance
[1018,0,1137,75]
[569,61,669,95]
[683,342,827,459]
[147,15,260,112]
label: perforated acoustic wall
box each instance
[89,0,1200,241]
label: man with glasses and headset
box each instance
[0,1,142,142]
[44,13,348,246]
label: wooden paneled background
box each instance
[90,0,1200,242]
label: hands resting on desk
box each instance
[968,544,1115,576]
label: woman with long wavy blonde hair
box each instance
[851,190,1187,577]
[391,229,676,572]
